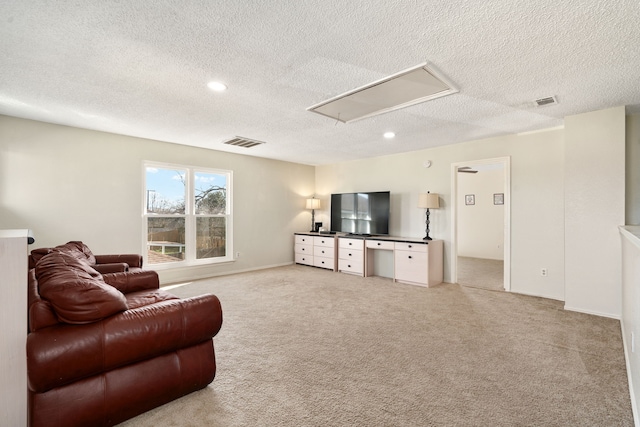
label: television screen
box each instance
[330,191,390,235]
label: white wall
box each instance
[457,167,505,260]
[316,126,566,300]
[564,106,626,318]
[0,115,315,284]
[620,226,640,424]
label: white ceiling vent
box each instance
[307,62,458,123]
[534,96,558,107]
[222,136,266,148]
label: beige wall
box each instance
[316,126,566,301]
[0,107,629,315]
[0,115,315,283]
[564,106,626,317]
[627,114,640,225]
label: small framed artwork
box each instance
[465,194,475,205]
[493,193,504,205]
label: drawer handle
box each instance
[321,250,325,254]
[321,261,325,264]
[321,240,325,243]
[348,253,352,256]
[408,245,412,248]
[408,256,412,259]
[377,242,381,246]
[348,264,351,268]
[349,242,352,245]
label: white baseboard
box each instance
[159,262,294,286]
[563,304,621,320]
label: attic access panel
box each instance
[307,62,458,123]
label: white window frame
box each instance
[142,161,233,269]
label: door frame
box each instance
[450,156,511,290]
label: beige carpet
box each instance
[118,265,632,426]
[457,256,504,291]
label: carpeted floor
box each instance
[118,265,633,426]
[457,256,504,291]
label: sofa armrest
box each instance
[95,254,143,268]
[27,293,223,393]
[93,263,130,274]
[102,270,159,293]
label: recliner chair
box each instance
[27,247,222,427]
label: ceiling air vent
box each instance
[534,96,558,107]
[222,136,266,148]
[307,62,458,123]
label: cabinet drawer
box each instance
[294,243,313,255]
[366,240,394,250]
[338,258,364,274]
[339,238,364,250]
[295,253,313,266]
[313,256,334,270]
[339,248,362,260]
[394,242,428,253]
[314,236,335,248]
[314,246,333,258]
[295,235,313,245]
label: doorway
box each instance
[450,157,511,291]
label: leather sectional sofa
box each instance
[27,242,223,427]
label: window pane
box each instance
[194,171,227,215]
[196,217,226,259]
[146,167,186,214]
[147,217,185,264]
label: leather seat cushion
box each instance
[35,252,127,324]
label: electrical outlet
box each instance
[235,252,241,258]
[540,268,548,277]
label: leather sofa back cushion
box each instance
[30,241,97,267]
[35,252,127,324]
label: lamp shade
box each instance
[418,193,440,209]
[306,198,321,210]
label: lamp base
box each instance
[423,208,433,241]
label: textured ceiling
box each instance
[1,0,640,166]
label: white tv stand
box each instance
[294,232,443,287]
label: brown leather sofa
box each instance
[27,246,223,427]
[29,241,144,273]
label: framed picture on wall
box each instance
[465,194,475,205]
[494,193,504,205]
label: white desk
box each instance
[363,236,444,287]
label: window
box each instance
[144,162,233,267]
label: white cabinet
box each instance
[338,237,364,276]
[0,230,31,427]
[294,234,314,266]
[394,240,443,287]
[295,233,444,287]
[313,236,336,270]
[294,234,336,270]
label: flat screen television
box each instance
[330,191,390,236]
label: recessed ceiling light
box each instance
[207,81,227,92]
[384,132,396,139]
